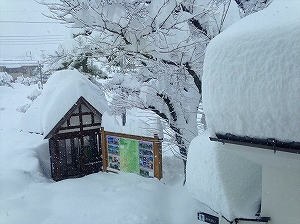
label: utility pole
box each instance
[40,50,45,60]
[38,61,43,89]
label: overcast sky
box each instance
[0,0,70,60]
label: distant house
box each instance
[0,59,39,80]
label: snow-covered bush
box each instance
[16,104,31,113]
[0,72,13,86]
[27,88,42,101]
[15,76,39,86]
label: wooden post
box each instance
[153,134,162,179]
[101,127,107,172]
[54,137,61,181]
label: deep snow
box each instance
[202,0,300,142]
[0,82,209,224]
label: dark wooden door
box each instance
[49,129,102,181]
[82,131,102,175]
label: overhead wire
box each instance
[0,34,65,46]
[0,21,62,24]
[0,35,64,37]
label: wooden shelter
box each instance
[45,96,103,181]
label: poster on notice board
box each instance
[107,136,154,178]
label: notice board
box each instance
[101,128,162,179]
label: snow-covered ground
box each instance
[0,82,208,224]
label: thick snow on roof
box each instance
[202,0,300,142]
[22,69,110,136]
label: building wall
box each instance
[1,66,37,80]
[261,166,300,224]
[225,144,300,224]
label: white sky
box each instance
[0,0,70,60]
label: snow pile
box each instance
[102,108,163,138]
[22,69,110,135]
[187,132,262,220]
[202,0,300,142]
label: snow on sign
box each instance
[101,128,162,179]
[197,212,219,224]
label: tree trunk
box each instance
[175,132,187,185]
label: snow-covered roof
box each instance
[202,0,300,142]
[22,69,110,136]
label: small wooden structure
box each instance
[45,96,103,181]
[44,96,163,181]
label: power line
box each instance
[0,35,64,37]
[0,11,48,12]
[0,42,62,45]
[0,0,37,1]
[0,37,64,40]
[0,40,64,42]
[0,21,62,24]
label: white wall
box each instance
[262,166,300,224]
[225,144,300,224]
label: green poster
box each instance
[119,138,139,173]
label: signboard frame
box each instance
[101,127,162,179]
[197,212,219,224]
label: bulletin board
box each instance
[101,128,162,179]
